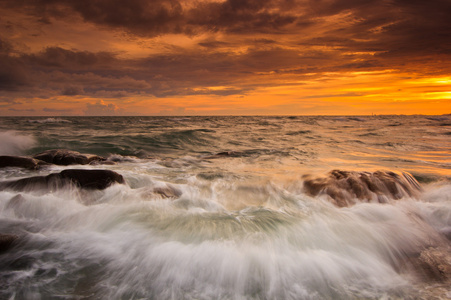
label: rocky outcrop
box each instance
[0,156,46,169]
[303,170,422,207]
[0,234,18,252]
[0,169,125,191]
[33,149,106,166]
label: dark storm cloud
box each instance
[0,54,31,91]
[24,47,116,69]
[0,40,414,101]
[0,0,303,35]
[1,0,450,57]
[42,107,74,113]
[0,0,185,35]
[9,108,36,112]
[61,86,84,96]
[312,0,451,58]
[187,0,300,34]
[0,38,13,53]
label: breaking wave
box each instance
[0,131,36,156]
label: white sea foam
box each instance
[0,131,36,155]
[27,118,71,124]
[1,178,449,299]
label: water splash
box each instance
[0,131,36,156]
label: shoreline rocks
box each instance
[303,170,422,207]
[0,169,125,191]
[0,156,47,170]
[0,149,109,170]
[33,149,106,166]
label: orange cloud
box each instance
[1,0,450,116]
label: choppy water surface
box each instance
[0,115,450,299]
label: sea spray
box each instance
[0,131,36,156]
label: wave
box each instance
[0,131,36,156]
[145,129,217,152]
[27,118,72,124]
[1,176,450,299]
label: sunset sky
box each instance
[1,0,450,116]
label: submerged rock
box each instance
[303,170,422,207]
[33,149,106,166]
[417,247,451,282]
[399,245,451,284]
[205,150,264,159]
[0,169,125,191]
[0,156,46,169]
[205,151,244,159]
[152,186,182,199]
[0,234,19,252]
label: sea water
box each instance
[0,115,450,299]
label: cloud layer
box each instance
[1,0,450,115]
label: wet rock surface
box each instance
[0,156,46,169]
[33,149,106,166]
[0,169,125,191]
[0,234,19,252]
[152,186,182,199]
[303,170,422,207]
[417,247,451,282]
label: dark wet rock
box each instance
[205,150,264,159]
[209,151,244,158]
[59,169,125,189]
[303,170,422,207]
[0,156,46,169]
[0,234,19,252]
[0,169,125,191]
[33,149,106,166]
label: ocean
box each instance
[0,115,450,299]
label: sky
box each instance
[0,0,450,116]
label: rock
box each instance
[33,149,105,165]
[0,169,125,191]
[59,169,125,189]
[205,151,244,159]
[303,170,422,207]
[0,156,46,169]
[138,184,182,200]
[401,246,451,283]
[152,186,182,199]
[0,234,19,252]
[215,151,243,157]
[417,247,451,282]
